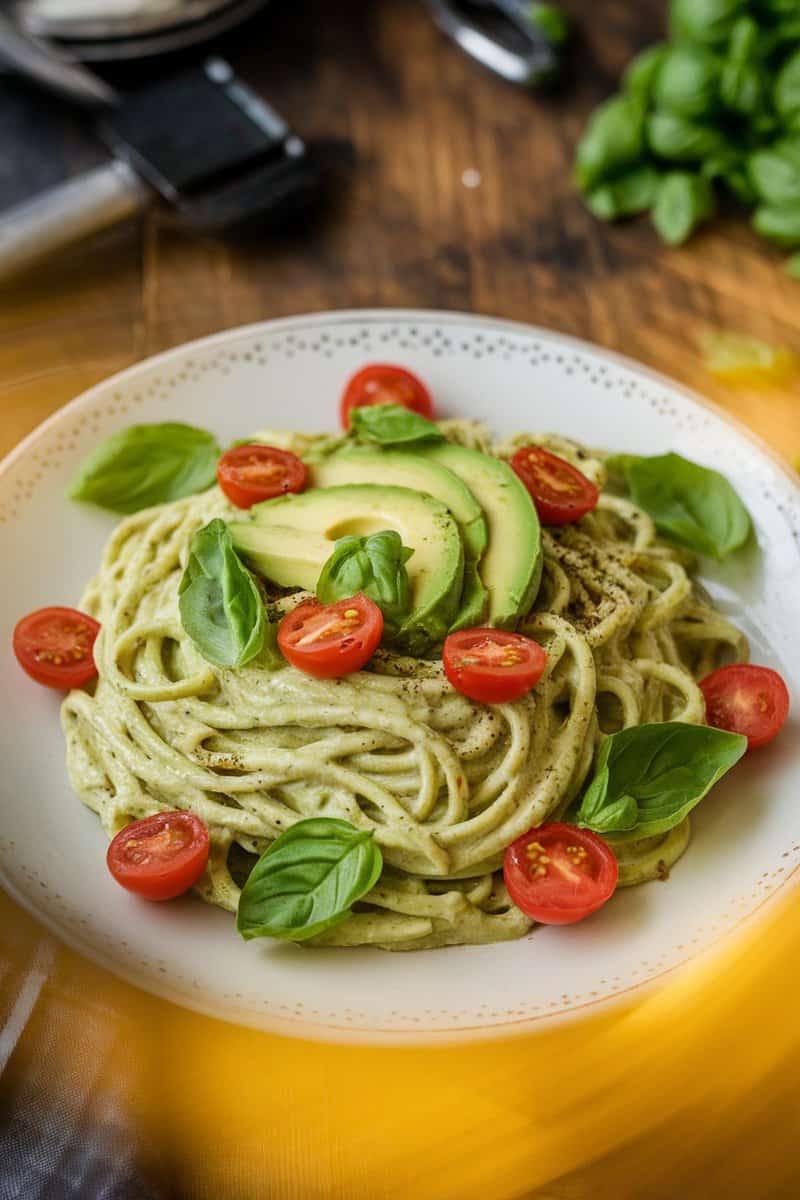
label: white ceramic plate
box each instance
[1,310,798,1044]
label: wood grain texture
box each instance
[1,0,799,463]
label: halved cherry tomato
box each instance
[217,444,307,509]
[700,663,790,750]
[442,628,547,704]
[511,446,599,525]
[107,811,210,901]
[13,606,100,690]
[278,594,383,678]
[340,364,434,429]
[504,822,618,925]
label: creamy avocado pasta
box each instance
[42,368,772,953]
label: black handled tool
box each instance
[0,18,321,277]
[426,0,566,87]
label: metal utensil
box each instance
[426,0,562,87]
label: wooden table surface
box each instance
[2,3,800,1198]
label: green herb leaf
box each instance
[68,422,220,514]
[775,47,800,122]
[576,722,747,840]
[647,111,727,162]
[349,403,444,447]
[652,172,715,245]
[529,2,569,46]
[575,93,647,192]
[752,204,800,246]
[622,44,668,103]
[178,519,266,669]
[653,45,722,118]
[316,530,414,638]
[608,451,752,558]
[784,250,800,278]
[703,151,756,206]
[670,0,748,47]
[586,165,661,221]
[236,817,383,941]
[748,141,800,207]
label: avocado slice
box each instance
[306,444,488,628]
[417,443,542,627]
[229,484,464,655]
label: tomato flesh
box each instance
[107,811,210,901]
[13,606,100,689]
[511,446,599,525]
[217,444,307,509]
[442,628,547,704]
[340,364,434,429]
[278,594,383,678]
[504,823,618,925]
[700,663,789,750]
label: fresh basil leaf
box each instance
[349,403,444,447]
[784,250,800,278]
[576,722,747,840]
[622,44,668,103]
[575,93,647,192]
[608,451,752,559]
[68,422,220,514]
[529,2,569,46]
[652,172,715,245]
[670,0,748,47]
[752,204,800,246]
[647,112,727,162]
[748,141,800,208]
[720,59,766,117]
[653,45,722,119]
[316,530,413,639]
[178,519,266,669]
[775,48,800,122]
[236,817,383,941]
[586,165,661,221]
[703,151,757,207]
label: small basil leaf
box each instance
[577,766,610,822]
[622,44,668,103]
[68,422,220,514]
[349,404,444,447]
[720,59,766,117]
[670,0,748,47]
[784,250,800,279]
[529,2,569,46]
[178,519,266,669]
[586,165,661,221]
[316,530,413,638]
[752,204,800,247]
[775,48,800,122]
[647,112,727,163]
[609,451,752,559]
[236,817,383,941]
[652,172,715,245]
[575,93,647,192]
[576,722,747,840]
[652,45,722,119]
[748,142,800,208]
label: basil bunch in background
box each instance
[237,817,383,941]
[179,519,269,669]
[575,0,800,270]
[606,451,752,559]
[317,529,414,639]
[575,721,747,840]
[68,422,220,513]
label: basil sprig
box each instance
[68,422,220,513]
[349,403,444,447]
[576,721,747,840]
[236,817,383,941]
[317,530,413,639]
[607,451,752,559]
[178,519,266,669]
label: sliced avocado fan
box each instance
[229,483,464,656]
